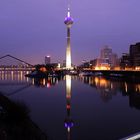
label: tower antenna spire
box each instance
[67,0,71,17]
[68,0,70,8]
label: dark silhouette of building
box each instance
[130,42,140,67]
[120,53,131,69]
[90,59,98,69]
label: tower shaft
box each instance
[66,27,71,69]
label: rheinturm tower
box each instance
[64,6,73,69]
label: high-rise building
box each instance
[110,53,119,67]
[100,46,112,64]
[45,56,51,64]
[120,53,131,69]
[130,42,140,67]
[64,6,73,69]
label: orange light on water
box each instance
[39,67,47,72]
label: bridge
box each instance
[0,54,34,71]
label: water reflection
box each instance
[79,76,140,109]
[32,77,59,88]
[1,72,140,139]
[0,71,32,96]
[64,75,74,140]
[0,71,59,89]
[79,76,118,102]
[0,71,30,82]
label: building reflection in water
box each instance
[0,71,29,82]
[81,76,118,102]
[32,77,59,88]
[79,76,140,109]
[0,70,61,90]
[0,71,32,96]
[0,71,61,97]
[64,75,74,140]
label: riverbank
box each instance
[0,93,47,140]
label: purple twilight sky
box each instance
[0,0,140,65]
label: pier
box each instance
[88,70,140,77]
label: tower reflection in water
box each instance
[64,75,74,140]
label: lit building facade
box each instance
[64,7,73,69]
[100,46,119,68]
[110,53,119,67]
[100,46,112,64]
[45,56,51,64]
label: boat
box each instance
[94,72,103,76]
[68,70,78,75]
[25,70,47,78]
[110,73,123,77]
[79,72,94,76]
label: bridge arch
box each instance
[0,54,34,71]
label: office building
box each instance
[45,56,51,64]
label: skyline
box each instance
[0,0,140,65]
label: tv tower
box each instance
[64,3,73,69]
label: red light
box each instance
[66,95,71,99]
[47,83,51,88]
[66,105,71,109]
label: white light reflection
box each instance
[66,75,71,98]
[125,82,128,93]
[136,84,140,92]
[32,79,35,85]
[11,71,14,81]
[67,127,70,132]
[43,78,46,86]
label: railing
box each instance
[0,67,34,71]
